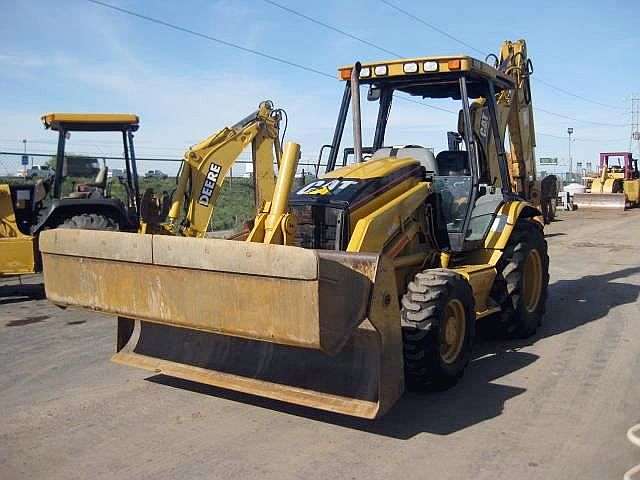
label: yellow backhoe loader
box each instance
[41,40,550,419]
[572,152,640,209]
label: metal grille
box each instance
[292,205,344,250]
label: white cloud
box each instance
[0,52,75,69]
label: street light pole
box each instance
[22,138,29,174]
[567,127,574,178]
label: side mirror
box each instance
[447,131,463,151]
[367,85,381,101]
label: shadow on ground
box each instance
[530,265,639,341]
[6,315,50,327]
[149,349,534,440]
[0,283,45,305]
[143,266,640,439]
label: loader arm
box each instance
[163,101,282,237]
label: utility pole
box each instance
[567,127,574,179]
[632,97,640,157]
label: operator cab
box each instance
[320,55,516,251]
[32,113,143,233]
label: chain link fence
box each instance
[3,151,599,232]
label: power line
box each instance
[536,107,627,127]
[261,0,456,116]
[533,78,624,111]
[379,0,486,57]
[86,0,453,116]
[86,0,334,80]
[537,132,627,143]
[263,0,402,58]
[393,95,457,114]
[267,0,626,123]
[379,0,626,112]
[87,0,623,132]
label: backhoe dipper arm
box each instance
[166,101,282,237]
[469,40,536,197]
[498,39,537,196]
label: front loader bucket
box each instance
[573,192,627,210]
[40,230,404,419]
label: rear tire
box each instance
[60,213,119,231]
[491,219,549,338]
[541,197,556,224]
[400,269,475,390]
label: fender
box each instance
[32,198,130,234]
[484,200,542,251]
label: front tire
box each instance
[400,268,475,390]
[492,219,549,338]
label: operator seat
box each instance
[33,179,48,205]
[66,165,109,199]
[371,146,438,174]
[87,165,109,190]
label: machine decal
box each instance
[479,109,490,139]
[198,162,222,206]
[296,179,359,196]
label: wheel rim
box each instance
[522,249,543,313]
[440,299,466,364]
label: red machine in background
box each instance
[573,152,640,210]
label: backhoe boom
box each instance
[161,100,283,237]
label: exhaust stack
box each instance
[350,62,363,163]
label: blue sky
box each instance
[0,0,638,175]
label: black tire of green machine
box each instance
[59,213,119,231]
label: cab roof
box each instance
[41,113,140,132]
[338,55,515,99]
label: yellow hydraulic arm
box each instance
[469,40,537,197]
[498,39,537,197]
[245,141,300,245]
[162,101,284,237]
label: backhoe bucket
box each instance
[40,230,404,418]
[573,192,627,210]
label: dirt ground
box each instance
[1,209,639,479]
